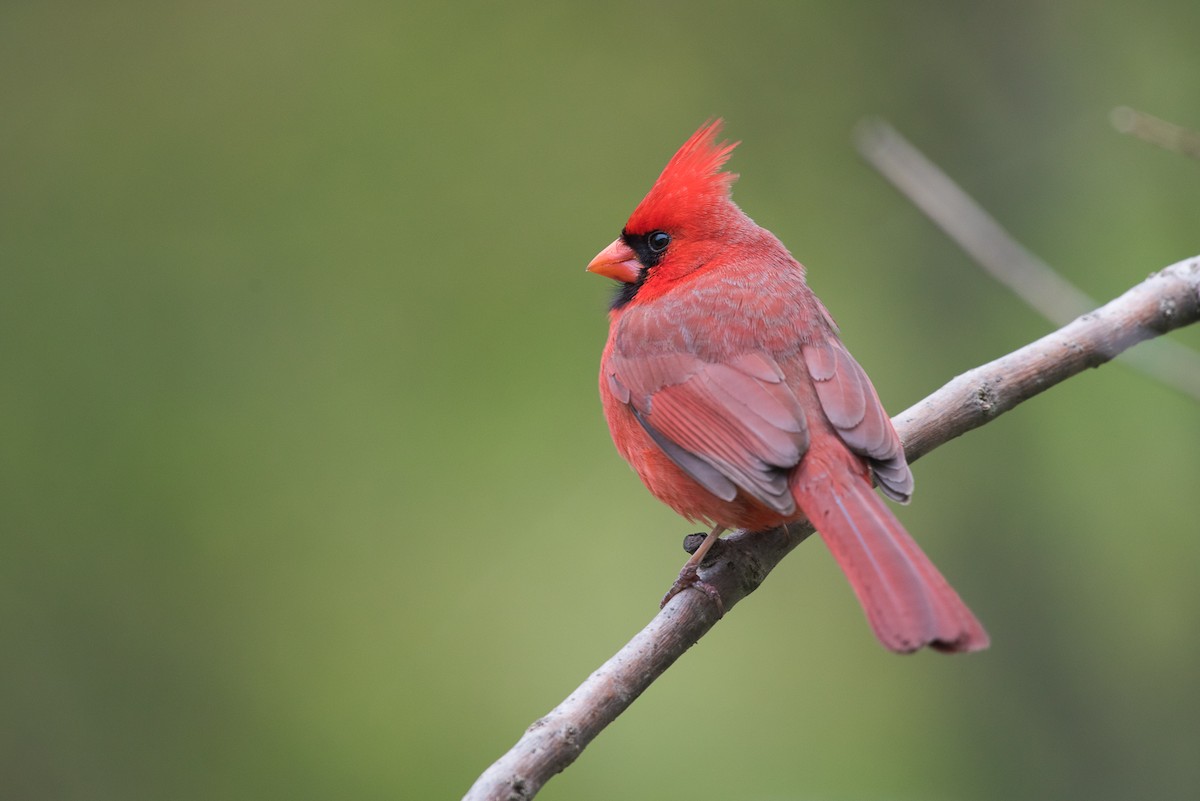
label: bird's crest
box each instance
[625,119,739,234]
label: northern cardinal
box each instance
[587,120,988,653]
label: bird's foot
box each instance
[659,563,722,612]
[659,525,727,613]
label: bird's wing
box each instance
[800,337,913,502]
[607,347,810,516]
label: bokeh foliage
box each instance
[2,2,1198,799]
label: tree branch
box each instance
[464,255,1200,801]
[1110,106,1200,160]
[896,256,1200,461]
[853,116,1200,402]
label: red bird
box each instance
[588,120,987,653]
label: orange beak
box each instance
[586,238,642,284]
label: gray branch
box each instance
[854,116,1200,402]
[463,255,1200,801]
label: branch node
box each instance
[975,382,998,416]
[682,531,709,555]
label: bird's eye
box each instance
[647,230,671,253]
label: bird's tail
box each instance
[794,467,989,654]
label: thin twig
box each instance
[854,117,1200,402]
[463,255,1200,801]
[1110,106,1200,160]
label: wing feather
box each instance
[610,348,809,515]
[802,339,913,502]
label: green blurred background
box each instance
[3,1,1198,799]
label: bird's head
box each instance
[588,119,746,309]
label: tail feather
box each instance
[796,472,988,654]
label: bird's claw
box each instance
[660,564,725,616]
